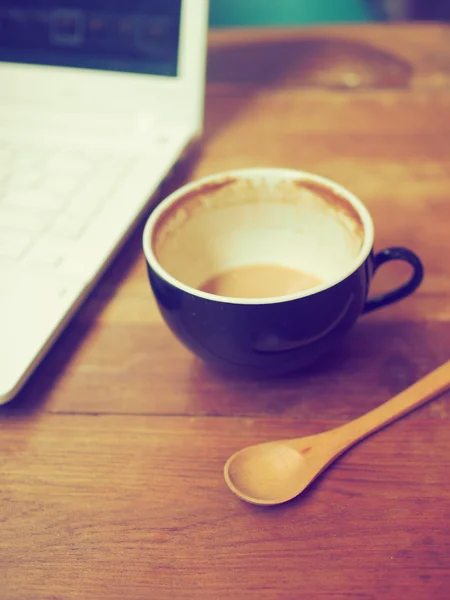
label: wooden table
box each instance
[2,25,450,600]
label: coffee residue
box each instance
[295,179,364,240]
[152,177,236,257]
[199,264,322,299]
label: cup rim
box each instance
[142,168,375,305]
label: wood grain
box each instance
[1,24,450,600]
[2,414,450,600]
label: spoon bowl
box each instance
[225,441,310,505]
[224,360,450,506]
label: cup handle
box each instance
[363,247,424,314]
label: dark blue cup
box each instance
[143,169,423,376]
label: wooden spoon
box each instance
[224,360,450,506]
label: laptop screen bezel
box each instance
[0,2,183,78]
[0,0,209,130]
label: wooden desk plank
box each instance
[1,414,450,600]
[7,317,449,417]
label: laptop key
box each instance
[0,146,13,171]
[9,166,41,189]
[0,205,54,232]
[50,213,87,239]
[41,171,83,197]
[23,237,71,269]
[3,189,63,211]
[0,229,32,258]
[46,153,92,176]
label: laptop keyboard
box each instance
[0,121,188,403]
[0,138,135,274]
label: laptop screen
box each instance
[0,1,182,76]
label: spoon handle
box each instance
[330,360,450,449]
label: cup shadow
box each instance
[205,35,413,142]
[207,36,413,89]
[187,317,449,419]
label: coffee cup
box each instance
[142,169,423,375]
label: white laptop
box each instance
[0,0,209,404]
